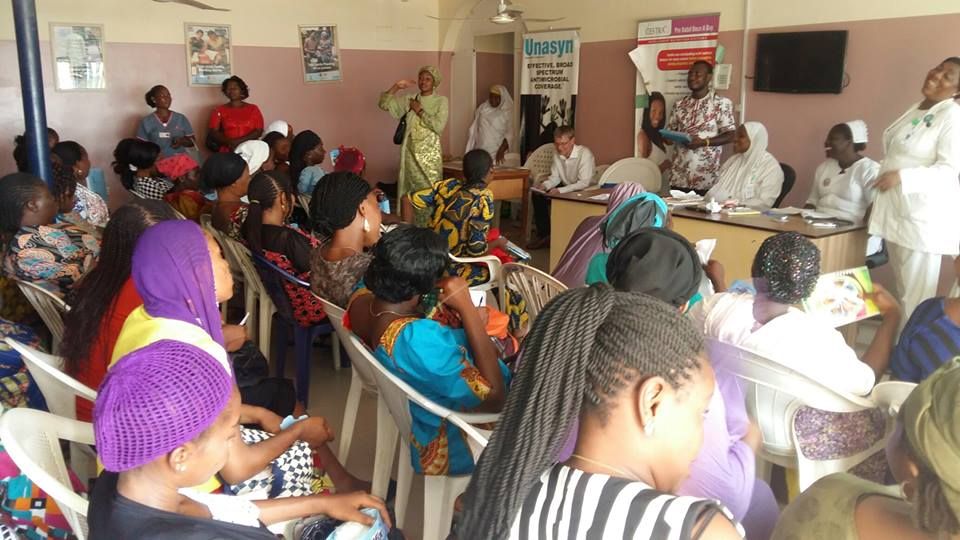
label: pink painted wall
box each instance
[475,51,513,108]
[0,41,451,207]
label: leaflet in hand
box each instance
[801,266,880,327]
[658,129,693,144]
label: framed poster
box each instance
[185,23,232,86]
[50,23,106,91]
[299,25,342,83]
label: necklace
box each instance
[368,302,418,319]
[569,454,637,481]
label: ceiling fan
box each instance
[429,0,563,25]
[152,0,230,11]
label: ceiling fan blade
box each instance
[426,15,482,21]
[153,0,230,11]
[522,17,566,23]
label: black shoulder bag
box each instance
[392,95,418,145]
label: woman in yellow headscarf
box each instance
[379,65,449,225]
[772,359,960,539]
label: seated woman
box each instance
[235,139,273,176]
[242,170,326,326]
[52,141,109,227]
[706,122,784,209]
[401,148,511,286]
[289,130,326,197]
[62,200,177,423]
[112,219,369,497]
[347,226,509,475]
[457,286,743,539]
[12,127,58,172]
[891,256,960,383]
[309,172,382,307]
[0,172,100,298]
[805,120,880,222]
[113,138,172,200]
[636,91,670,172]
[606,228,779,539]
[89,340,389,539]
[693,232,901,480]
[262,131,291,175]
[772,359,960,540]
[203,152,251,241]
[552,182,645,287]
[584,191,668,285]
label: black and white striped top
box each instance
[509,465,744,540]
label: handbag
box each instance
[206,109,223,152]
[392,114,407,145]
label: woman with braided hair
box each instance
[309,172,382,307]
[773,358,960,539]
[457,285,742,539]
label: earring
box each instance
[176,464,186,473]
[362,217,370,233]
[644,421,655,437]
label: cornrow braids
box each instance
[0,172,46,235]
[751,231,820,305]
[457,284,705,539]
[50,159,77,206]
[242,170,293,254]
[308,171,371,238]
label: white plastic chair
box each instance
[0,408,93,540]
[522,143,555,183]
[225,237,277,359]
[597,157,662,192]
[14,279,68,352]
[499,262,567,334]
[5,338,98,485]
[450,254,502,301]
[707,338,890,491]
[348,334,498,540]
[200,214,240,321]
[870,380,917,418]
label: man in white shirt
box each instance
[529,126,596,248]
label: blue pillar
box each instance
[12,0,52,186]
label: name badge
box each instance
[159,131,171,139]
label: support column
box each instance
[12,0,52,186]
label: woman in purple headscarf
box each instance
[552,182,646,287]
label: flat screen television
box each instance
[754,31,848,94]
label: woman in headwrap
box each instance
[379,66,449,225]
[203,152,251,241]
[552,182,645,287]
[706,122,784,209]
[265,119,293,139]
[773,358,960,540]
[332,146,366,176]
[466,84,513,164]
[235,139,273,176]
[288,129,326,196]
[805,120,880,222]
[583,191,669,285]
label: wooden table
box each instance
[443,162,531,240]
[547,188,868,282]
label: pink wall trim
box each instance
[0,41,450,208]
[475,52,513,109]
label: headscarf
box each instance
[466,84,514,156]
[333,146,366,175]
[845,119,869,144]
[902,358,960,521]
[94,340,233,472]
[200,152,247,191]
[606,228,703,308]
[585,191,669,284]
[419,65,442,87]
[289,130,323,193]
[751,231,820,305]
[265,120,290,138]
[234,140,270,175]
[155,154,198,181]
[553,182,646,287]
[712,122,775,201]
[131,220,225,345]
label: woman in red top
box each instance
[62,200,179,421]
[207,76,264,152]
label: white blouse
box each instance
[869,99,960,254]
[805,157,880,222]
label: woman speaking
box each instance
[869,57,960,321]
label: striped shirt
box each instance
[510,465,744,540]
[891,297,960,383]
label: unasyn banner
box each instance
[518,29,580,157]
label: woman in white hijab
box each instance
[466,84,514,164]
[805,120,880,222]
[706,122,784,209]
[265,120,292,139]
[234,140,272,176]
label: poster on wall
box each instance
[185,23,232,86]
[631,14,720,156]
[518,29,580,158]
[50,23,106,91]
[299,25,342,83]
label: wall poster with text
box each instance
[518,29,580,159]
[186,23,232,86]
[299,25,342,83]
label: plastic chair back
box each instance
[4,339,96,419]
[450,254,502,294]
[522,143,555,183]
[315,296,376,391]
[870,380,917,417]
[774,163,796,208]
[0,408,93,540]
[14,279,68,351]
[598,157,662,192]
[499,263,567,333]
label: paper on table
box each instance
[589,193,611,201]
[695,239,717,265]
[470,289,487,308]
[669,189,701,200]
[801,209,835,220]
[768,206,804,215]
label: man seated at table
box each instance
[529,126,596,249]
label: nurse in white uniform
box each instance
[465,85,513,165]
[869,57,960,322]
[805,120,880,222]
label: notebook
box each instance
[802,266,880,327]
[658,129,693,144]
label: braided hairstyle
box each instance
[457,285,705,539]
[50,158,77,211]
[0,172,47,236]
[308,171,371,238]
[242,170,294,254]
